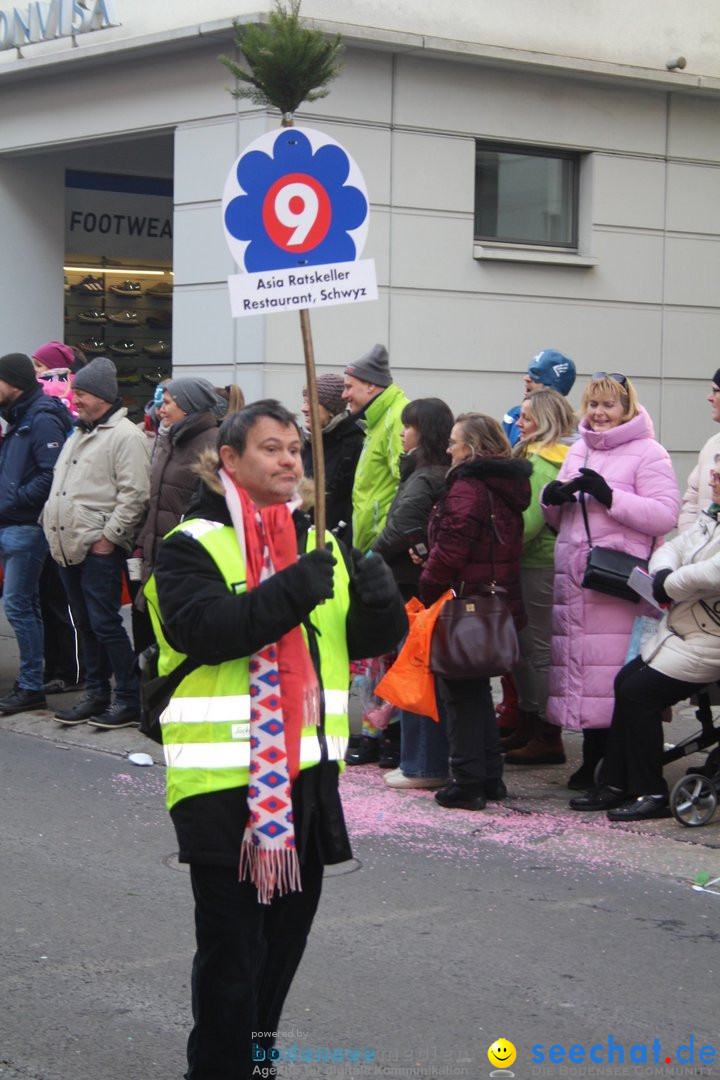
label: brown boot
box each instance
[505,718,566,765]
[500,709,537,752]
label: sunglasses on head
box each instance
[592,371,627,387]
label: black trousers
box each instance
[601,656,698,797]
[436,675,502,786]
[40,556,84,684]
[186,845,324,1080]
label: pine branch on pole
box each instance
[220,0,344,548]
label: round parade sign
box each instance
[222,126,370,273]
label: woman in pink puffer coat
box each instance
[541,373,680,789]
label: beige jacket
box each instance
[679,429,720,532]
[643,508,720,683]
[43,407,151,566]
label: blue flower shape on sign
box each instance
[225,129,368,272]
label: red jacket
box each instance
[419,457,532,625]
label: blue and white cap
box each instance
[527,350,576,396]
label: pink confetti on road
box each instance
[338,766,707,881]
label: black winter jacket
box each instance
[372,453,447,593]
[302,412,364,543]
[0,387,73,525]
[153,481,408,866]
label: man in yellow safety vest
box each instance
[148,398,407,1080]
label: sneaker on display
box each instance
[142,368,171,386]
[109,340,138,356]
[77,309,107,324]
[78,337,106,355]
[143,340,172,358]
[109,280,143,296]
[145,310,172,329]
[71,275,104,294]
[107,310,140,325]
[146,281,173,298]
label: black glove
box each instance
[652,568,673,605]
[296,545,337,606]
[351,549,398,608]
[543,480,577,506]
[576,468,613,508]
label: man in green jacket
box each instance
[342,345,409,766]
[342,344,409,555]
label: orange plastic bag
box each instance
[375,590,453,721]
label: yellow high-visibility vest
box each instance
[144,518,350,811]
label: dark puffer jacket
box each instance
[302,412,364,543]
[137,410,219,570]
[419,457,532,626]
[372,453,447,594]
[0,387,73,525]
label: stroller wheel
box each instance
[670,774,718,828]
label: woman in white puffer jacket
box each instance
[569,472,720,822]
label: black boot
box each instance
[435,782,486,811]
[567,729,609,790]
[500,708,536,752]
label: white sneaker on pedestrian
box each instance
[384,768,447,790]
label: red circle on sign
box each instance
[262,172,332,253]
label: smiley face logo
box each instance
[488,1039,517,1070]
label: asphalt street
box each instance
[2,615,720,1080]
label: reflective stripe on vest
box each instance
[144,518,351,810]
[161,689,347,727]
[163,733,349,771]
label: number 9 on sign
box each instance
[263,172,332,254]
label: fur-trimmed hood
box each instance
[448,456,533,513]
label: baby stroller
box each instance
[668,685,720,827]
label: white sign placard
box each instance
[222,126,377,318]
[227,259,377,318]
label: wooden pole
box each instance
[281,114,326,548]
[299,308,326,547]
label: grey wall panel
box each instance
[173,204,234,287]
[666,162,720,234]
[390,212,665,303]
[391,131,475,212]
[388,292,663,377]
[0,157,65,350]
[662,310,720,379]
[668,96,720,163]
[174,118,257,206]
[664,237,720,307]
[393,57,669,154]
[592,155,666,230]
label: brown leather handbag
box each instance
[429,494,520,679]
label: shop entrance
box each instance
[59,132,174,419]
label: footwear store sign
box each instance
[222,127,377,318]
[66,171,172,262]
[0,0,119,52]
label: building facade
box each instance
[1,0,719,482]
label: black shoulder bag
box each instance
[137,645,200,744]
[580,492,653,604]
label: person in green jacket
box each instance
[504,388,577,765]
[342,344,409,555]
[341,344,410,766]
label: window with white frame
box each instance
[474,142,580,249]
